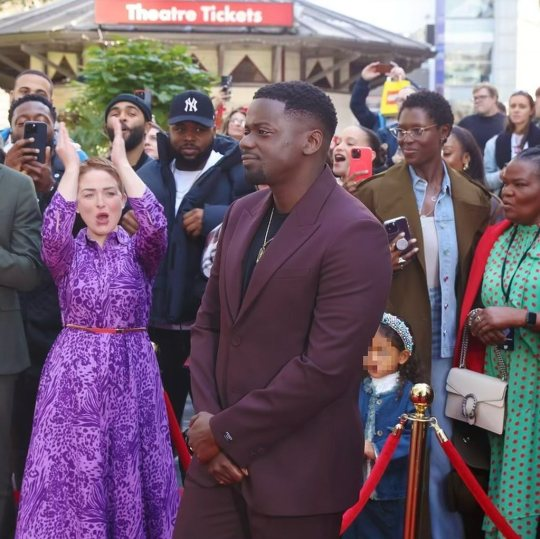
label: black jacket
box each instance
[494,123,540,169]
[138,132,253,325]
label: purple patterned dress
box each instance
[16,190,179,538]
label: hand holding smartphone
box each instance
[348,146,373,183]
[23,121,48,164]
[221,75,233,91]
[384,216,414,256]
[373,63,394,75]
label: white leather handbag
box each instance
[445,324,508,435]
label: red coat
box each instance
[453,219,513,372]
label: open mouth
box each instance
[96,212,109,224]
[333,153,346,163]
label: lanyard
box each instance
[500,225,540,304]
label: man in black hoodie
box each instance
[136,90,254,425]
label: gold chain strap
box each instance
[461,310,509,381]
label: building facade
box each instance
[0,0,433,127]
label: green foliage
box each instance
[64,38,215,156]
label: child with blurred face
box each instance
[343,314,418,539]
[363,323,411,379]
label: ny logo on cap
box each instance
[184,97,198,112]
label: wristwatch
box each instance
[525,311,537,328]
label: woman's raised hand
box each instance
[55,122,79,171]
[108,116,146,198]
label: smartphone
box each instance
[221,75,233,91]
[348,146,373,182]
[373,63,394,74]
[23,121,48,164]
[134,88,152,107]
[500,328,514,351]
[384,216,413,255]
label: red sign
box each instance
[95,1,294,27]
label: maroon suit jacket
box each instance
[188,166,392,516]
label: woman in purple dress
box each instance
[16,120,179,538]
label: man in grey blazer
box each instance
[176,82,392,538]
[0,164,41,534]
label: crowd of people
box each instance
[0,65,538,539]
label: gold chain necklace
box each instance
[256,207,275,264]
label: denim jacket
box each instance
[360,378,415,500]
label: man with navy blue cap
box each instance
[137,89,253,426]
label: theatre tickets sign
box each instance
[95,1,294,27]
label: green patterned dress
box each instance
[481,224,540,539]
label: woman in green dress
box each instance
[457,146,540,538]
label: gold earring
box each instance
[463,161,470,171]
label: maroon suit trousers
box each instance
[174,477,342,539]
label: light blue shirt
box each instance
[483,135,503,192]
[408,164,458,358]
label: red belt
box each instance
[65,324,146,334]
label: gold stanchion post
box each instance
[403,383,433,539]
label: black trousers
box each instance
[149,328,192,427]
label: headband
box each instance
[381,313,414,353]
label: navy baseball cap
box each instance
[168,90,215,127]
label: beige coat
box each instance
[355,162,492,376]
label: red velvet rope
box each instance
[164,391,192,474]
[439,438,519,539]
[340,423,404,535]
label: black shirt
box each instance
[458,113,506,153]
[242,206,288,297]
[133,150,151,171]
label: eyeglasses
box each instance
[229,118,245,126]
[389,124,438,140]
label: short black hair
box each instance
[253,81,337,144]
[9,94,57,125]
[514,146,540,177]
[14,69,53,92]
[398,90,454,127]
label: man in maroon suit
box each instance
[175,81,392,539]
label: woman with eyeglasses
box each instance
[219,107,247,141]
[483,90,540,193]
[355,91,493,539]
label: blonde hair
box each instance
[472,83,498,100]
